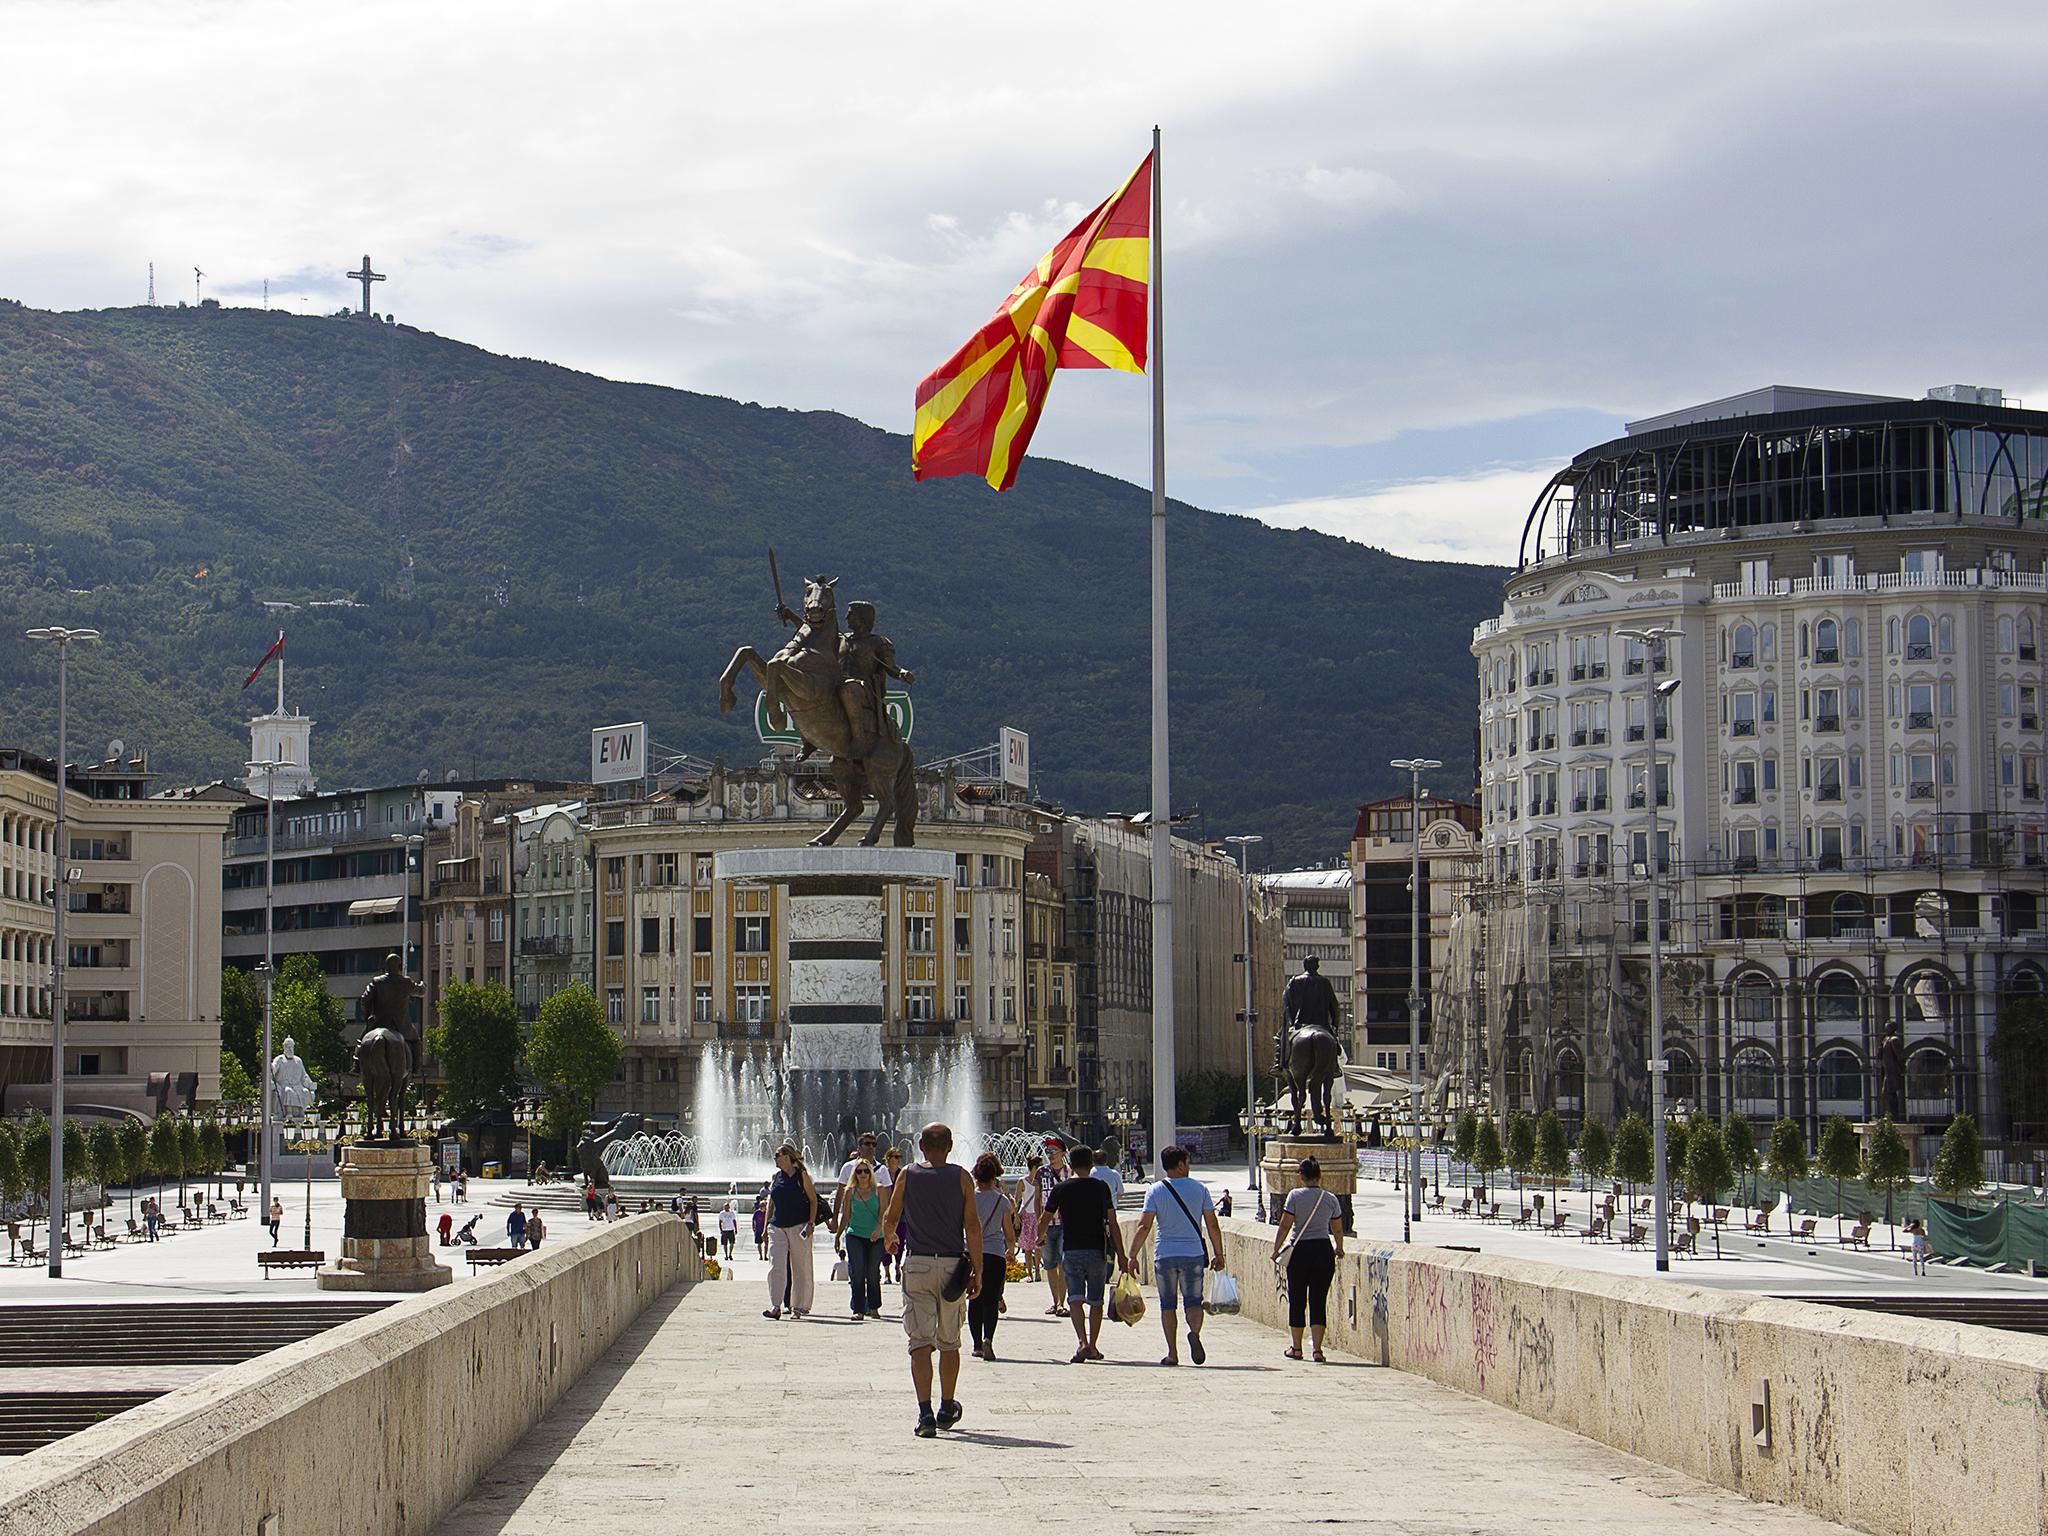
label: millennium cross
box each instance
[346,254,385,316]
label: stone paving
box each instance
[435,1230,1860,1535]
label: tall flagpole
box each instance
[1148,124,1174,1180]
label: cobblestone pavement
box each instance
[435,1235,1858,1535]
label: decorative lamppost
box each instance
[1617,625,1681,1273]
[1224,833,1263,1191]
[1390,756,1442,1243]
[514,1096,545,1180]
[247,757,284,1224]
[26,624,98,1276]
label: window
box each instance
[1904,548,1942,579]
[692,986,712,1023]
[1760,623,1777,661]
[603,857,625,893]
[2023,614,2038,660]
[1845,618,1862,657]
[605,921,625,958]
[653,853,679,886]
[640,917,660,954]
[1733,975,1776,1027]
[1814,618,1839,663]
[955,982,972,1021]
[1732,692,1757,736]
[735,915,769,953]
[1816,968,1862,1022]
[1937,616,1954,654]
[735,984,770,1023]
[906,985,936,1022]
[605,988,625,1024]
[1817,1048,1860,1102]
[693,852,713,885]
[1906,614,1932,661]
[1906,1047,1950,1105]
[693,915,711,952]
[1733,1046,1775,1105]
[907,915,934,953]
[1729,623,1755,668]
[2002,614,2017,653]
[641,987,660,1023]
[1907,683,1934,730]
[955,915,971,952]
[488,909,503,943]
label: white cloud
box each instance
[1296,163,1406,211]
[1241,463,1566,567]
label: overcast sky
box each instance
[5,1,2046,565]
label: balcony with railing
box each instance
[1814,648,1840,665]
[716,1018,777,1040]
[520,935,571,958]
[1815,714,1840,733]
[1732,720,1757,737]
[1906,712,1934,731]
[1730,652,1754,669]
[1908,783,1937,800]
[903,1017,959,1039]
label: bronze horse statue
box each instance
[717,568,918,847]
[353,1027,411,1142]
[1283,1022,1344,1138]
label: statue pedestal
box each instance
[1855,1121,1932,1176]
[318,1143,452,1292]
[1260,1137,1357,1234]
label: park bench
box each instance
[90,1221,117,1249]
[1793,1218,1818,1241]
[1479,1202,1502,1222]
[1710,1207,1731,1227]
[1580,1216,1606,1242]
[1674,1228,1698,1258]
[257,1249,324,1276]
[1748,1200,1776,1232]
[1843,1221,1872,1249]
[1427,1193,1446,1212]
[467,1247,527,1272]
[1624,1223,1647,1248]
[1450,1198,1472,1218]
[18,1234,43,1266]
[229,1198,248,1218]
[1510,1206,1535,1228]
[1546,1210,1569,1234]
[205,1203,228,1224]
[123,1217,145,1242]
[1635,1196,1652,1215]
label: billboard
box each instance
[590,721,646,784]
[1000,726,1030,789]
[756,691,913,748]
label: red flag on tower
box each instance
[242,631,284,691]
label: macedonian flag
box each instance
[913,154,1152,491]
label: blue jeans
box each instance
[1156,1257,1205,1314]
[1043,1223,1066,1268]
[845,1232,882,1314]
[1061,1249,1108,1308]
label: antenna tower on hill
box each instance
[146,262,154,305]
[193,266,204,305]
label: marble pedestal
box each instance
[318,1142,453,1292]
[1856,1121,1931,1175]
[1260,1137,1358,1235]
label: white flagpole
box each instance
[1147,125,1174,1179]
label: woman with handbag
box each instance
[966,1153,1017,1360]
[764,1143,820,1320]
[1270,1156,1343,1362]
[838,1158,886,1319]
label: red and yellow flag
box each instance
[913,154,1151,491]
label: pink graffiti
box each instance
[1470,1278,1501,1389]
[1407,1265,1450,1361]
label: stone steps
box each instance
[0,1300,392,1368]
[0,1392,158,1456]
[1791,1294,2048,1336]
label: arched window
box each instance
[2001,614,2017,652]
[2025,614,2039,658]
[1887,616,1901,654]
[1817,1048,1862,1102]
[1665,1048,1700,1108]
[1513,1046,1534,1109]
[1815,617,1839,659]
[1554,1046,1584,1112]
[2009,967,2046,997]
[1760,623,1777,661]
[1733,973,1776,1028]
[1902,967,1952,1030]
[1815,968,1861,1024]
[1906,1046,1951,1104]
[1907,614,1933,658]
[1730,623,1756,667]
[1733,1045,1776,1104]
[1937,615,1955,653]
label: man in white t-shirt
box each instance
[1090,1156,1125,1202]
[833,1131,894,1232]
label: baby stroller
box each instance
[454,1214,483,1246]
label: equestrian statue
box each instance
[1275,955,1345,1138]
[355,952,421,1142]
[718,552,919,847]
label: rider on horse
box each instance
[1276,955,1341,1073]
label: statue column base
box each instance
[1260,1137,1358,1235]
[318,1143,453,1292]
[1854,1121,1931,1176]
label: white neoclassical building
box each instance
[1465,384,2048,1144]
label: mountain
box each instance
[0,298,1505,866]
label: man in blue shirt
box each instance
[1127,1146,1225,1366]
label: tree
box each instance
[1862,1117,1913,1240]
[60,1119,88,1236]
[1686,1123,1734,1246]
[429,980,525,1112]
[87,1122,123,1207]
[220,964,264,1084]
[148,1114,182,1204]
[177,1119,201,1204]
[1504,1111,1536,1215]
[218,1050,258,1109]
[1454,1108,1480,1193]
[18,1116,49,1245]
[1534,1109,1572,1199]
[1766,1116,1809,1231]
[525,983,621,1143]
[1576,1115,1611,1229]
[1931,1113,1985,1205]
[1817,1115,1862,1240]
[1723,1111,1758,1210]
[1471,1115,1503,1200]
[1990,995,2048,1143]
[199,1121,227,1198]
[1663,1117,1692,1210]
[273,953,349,1078]
[0,1124,19,1231]
[1612,1113,1653,1214]
[117,1118,149,1217]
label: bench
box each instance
[1450,1198,1472,1218]
[1674,1228,1698,1257]
[1581,1216,1607,1242]
[466,1247,527,1272]
[1624,1223,1647,1248]
[1843,1221,1871,1249]
[257,1249,325,1275]
[1794,1217,1818,1241]
[1748,1202,1776,1232]
[1546,1210,1569,1234]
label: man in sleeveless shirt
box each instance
[880,1121,982,1438]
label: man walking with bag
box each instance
[1128,1145,1226,1365]
[881,1122,982,1439]
[1042,1144,1131,1364]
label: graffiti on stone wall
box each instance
[1510,1309,1556,1406]
[1366,1249,1392,1366]
[1470,1276,1502,1388]
[1406,1264,1450,1362]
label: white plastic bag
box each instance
[1206,1271,1241,1315]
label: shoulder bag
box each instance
[1160,1176,1210,1266]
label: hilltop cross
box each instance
[346,254,385,317]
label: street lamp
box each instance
[1224,833,1263,1191]
[26,624,98,1276]
[1390,756,1442,1242]
[1617,625,1681,1274]
[248,758,285,1223]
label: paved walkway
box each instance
[436,1235,1858,1535]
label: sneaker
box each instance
[914,1407,937,1439]
[936,1399,963,1430]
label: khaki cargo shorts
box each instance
[900,1254,966,1353]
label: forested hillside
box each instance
[0,299,1503,864]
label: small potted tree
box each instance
[1505,1111,1536,1220]
[1472,1116,1503,1212]
[1862,1117,1913,1243]
[1576,1115,1611,1233]
[1817,1115,1861,1243]
[1931,1113,1985,1209]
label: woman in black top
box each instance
[764,1144,819,1319]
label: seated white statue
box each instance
[269,1036,317,1121]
